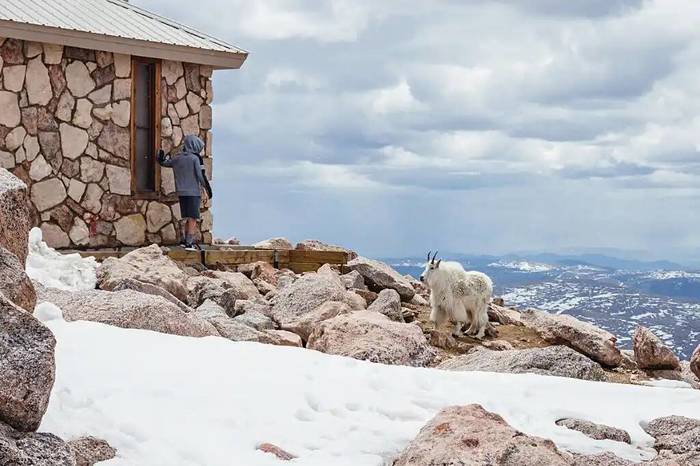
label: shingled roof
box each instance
[0,0,247,69]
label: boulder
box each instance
[67,436,116,466]
[521,309,622,367]
[0,168,31,264]
[0,247,36,311]
[556,418,631,443]
[204,270,260,300]
[267,330,303,347]
[632,326,680,370]
[345,290,368,310]
[307,310,436,367]
[257,442,296,461]
[294,239,357,260]
[97,244,189,302]
[269,269,347,328]
[367,288,404,322]
[341,270,366,290]
[253,237,293,249]
[234,310,276,331]
[114,214,146,246]
[393,405,571,466]
[438,346,607,381]
[186,276,237,315]
[37,287,218,338]
[488,303,523,326]
[346,256,415,301]
[280,301,352,343]
[108,277,192,313]
[690,344,700,380]
[233,299,272,317]
[0,293,56,432]
[238,261,278,286]
[0,422,74,465]
[679,361,700,390]
[643,415,700,457]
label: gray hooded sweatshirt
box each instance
[159,135,206,197]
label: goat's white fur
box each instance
[421,260,492,339]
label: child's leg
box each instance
[185,218,197,244]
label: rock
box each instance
[345,290,368,310]
[569,453,634,466]
[3,65,26,92]
[31,177,67,212]
[72,99,93,129]
[489,303,524,326]
[205,271,260,300]
[280,301,352,343]
[162,61,184,85]
[295,239,357,260]
[67,436,117,466]
[109,277,193,314]
[80,157,105,183]
[689,344,699,380]
[521,309,622,367]
[40,223,70,249]
[65,61,96,97]
[643,415,700,456]
[113,53,131,78]
[234,310,275,331]
[205,317,278,344]
[186,276,237,315]
[346,256,415,301]
[105,164,130,195]
[0,293,55,432]
[37,287,218,338]
[233,299,272,317]
[267,330,303,347]
[438,346,607,381]
[354,288,378,305]
[146,202,171,233]
[43,44,64,64]
[341,270,366,290]
[269,270,348,328]
[59,123,89,160]
[556,418,631,443]
[678,361,700,389]
[114,214,146,246]
[238,261,278,286]
[0,91,21,128]
[97,121,130,160]
[180,114,199,135]
[429,330,459,350]
[393,405,571,466]
[28,155,52,182]
[97,245,189,302]
[257,442,296,461]
[411,293,429,307]
[25,58,52,106]
[0,169,31,263]
[307,310,437,367]
[199,105,212,129]
[367,288,404,322]
[482,340,515,351]
[111,100,130,127]
[633,326,681,371]
[0,247,36,311]
[0,422,74,465]
[254,237,293,249]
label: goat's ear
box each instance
[436,259,442,268]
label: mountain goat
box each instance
[419,252,493,339]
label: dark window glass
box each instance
[134,61,156,193]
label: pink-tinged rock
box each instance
[280,301,352,343]
[307,310,436,367]
[0,169,31,264]
[393,405,571,466]
[346,256,415,301]
[691,344,700,380]
[0,247,36,312]
[632,326,680,370]
[0,422,74,464]
[253,237,293,250]
[257,443,296,461]
[295,239,358,260]
[266,330,303,347]
[521,309,622,367]
[68,436,117,466]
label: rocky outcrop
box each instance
[233,310,276,331]
[295,239,357,260]
[0,293,56,432]
[238,261,278,286]
[186,276,238,315]
[346,256,415,301]
[340,270,366,290]
[257,443,296,461]
[204,270,260,300]
[269,269,347,327]
[521,309,622,367]
[97,245,189,302]
[37,287,218,338]
[0,421,74,465]
[438,346,607,381]
[109,277,192,313]
[690,344,700,380]
[0,246,36,311]
[393,405,571,466]
[67,436,117,466]
[253,237,293,249]
[367,288,404,322]
[307,310,436,367]
[632,326,680,370]
[556,418,631,443]
[643,415,700,461]
[0,169,31,264]
[488,303,523,326]
[280,301,352,343]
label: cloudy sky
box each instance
[136,0,700,262]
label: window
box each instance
[131,58,161,195]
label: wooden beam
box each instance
[204,249,275,267]
[288,250,348,265]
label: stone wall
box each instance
[0,37,214,249]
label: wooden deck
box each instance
[64,245,349,273]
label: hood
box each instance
[182,134,204,155]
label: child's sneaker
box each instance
[184,242,198,252]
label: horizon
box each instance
[135,0,700,262]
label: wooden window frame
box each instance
[130,57,162,199]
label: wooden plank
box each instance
[167,249,201,265]
[74,250,123,261]
[204,249,275,266]
[288,250,348,265]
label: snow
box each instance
[25,227,97,291]
[644,270,700,280]
[40,317,700,466]
[488,260,554,273]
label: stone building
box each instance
[0,0,247,248]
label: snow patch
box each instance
[25,227,98,291]
[41,319,700,466]
[488,260,554,273]
[33,302,64,323]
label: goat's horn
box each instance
[427,251,432,262]
[431,251,439,263]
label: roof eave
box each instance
[0,19,248,70]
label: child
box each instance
[157,135,212,250]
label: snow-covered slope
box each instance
[40,317,700,466]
